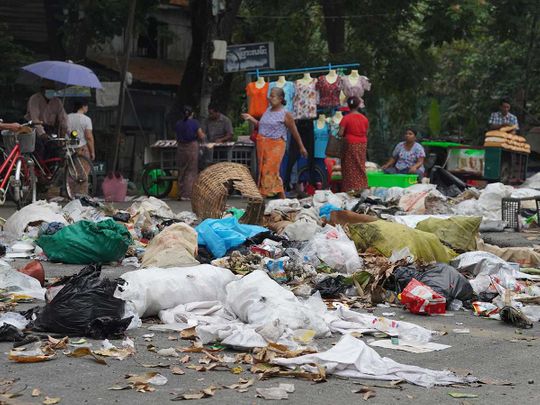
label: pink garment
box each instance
[102,175,128,202]
[25,92,68,136]
[316,75,342,108]
[341,75,371,108]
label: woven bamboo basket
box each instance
[191,162,265,224]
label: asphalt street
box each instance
[1,200,540,405]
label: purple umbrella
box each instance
[21,60,102,89]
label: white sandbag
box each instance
[225,270,330,337]
[127,196,178,219]
[4,201,67,237]
[272,334,474,388]
[142,223,199,268]
[114,265,237,317]
[389,214,451,229]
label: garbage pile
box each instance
[1,183,540,396]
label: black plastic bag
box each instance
[387,263,474,304]
[0,324,24,342]
[313,275,348,298]
[113,212,131,223]
[33,264,130,339]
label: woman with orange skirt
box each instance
[242,87,308,198]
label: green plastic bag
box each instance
[37,219,132,264]
[415,216,481,253]
[349,220,457,263]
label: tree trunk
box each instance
[320,0,345,55]
[43,0,66,59]
[171,0,212,120]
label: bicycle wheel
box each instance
[296,165,328,195]
[141,164,173,198]
[13,157,36,210]
[65,155,95,199]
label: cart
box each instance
[422,141,529,185]
[142,140,257,198]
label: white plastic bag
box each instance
[0,263,45,299]
[225,270,330,337]
[114,265,237,317]
[301,225,363,274]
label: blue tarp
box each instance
[196,217,267,258]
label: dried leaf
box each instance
[108,385,130,391]
[230,366,243,374]
[353,387,377,401]
[171,385,218,401]
[43,397,61,404]
[171,366,185,375]
[180,355,190,364]
[478,378,514,386]
[250,363,280,374]
[32,388,41,397]
[147,344,157,352]
[139,363,170,369]
[67,347,107,365]
[168,335,179,341]
[226,378,254,391]
[448,392,479,399]
[178,342,204,353]
[8,350,55,363]
[180,327,197,340]
[94,346,134,361]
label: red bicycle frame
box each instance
[0,143,21,191]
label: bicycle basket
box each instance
[1,129,36,154]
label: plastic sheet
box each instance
[272,334,473,388]
[4,201,67,237]
[0,262,45,299]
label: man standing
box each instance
[203,103,233,143]
[489,98,519,133]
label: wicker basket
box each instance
[1,129,36,154]
[191,162,265,224]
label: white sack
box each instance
[4,201,67,237]
[142,223,199,268]
[225,270,330,337]
[114,265,237,317]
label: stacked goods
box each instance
[484,125,531,154]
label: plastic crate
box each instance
[1,130,36,153]
[502,197,540,231]
[367,171,418,188]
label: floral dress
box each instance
[293,79,318,119]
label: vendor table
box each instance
[141,140,256,198]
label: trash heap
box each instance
[1,182,540,397]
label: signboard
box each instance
[224,42,275,73]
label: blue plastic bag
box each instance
[319,203,342,220]
[196,217,267,258]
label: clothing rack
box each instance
[247,63,360,79]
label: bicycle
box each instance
[0,123,37,209]
[31,131,97,200]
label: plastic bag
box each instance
[225,270,329,337]
[0,262,45,299]
[36,219,132,264]
[196,217,267,258]
[301,225,363,274]
[390,263,474,304]
[400,279,446,315]
[313,275,348,298]
[142,223,199,268]
[33,265,130,338]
